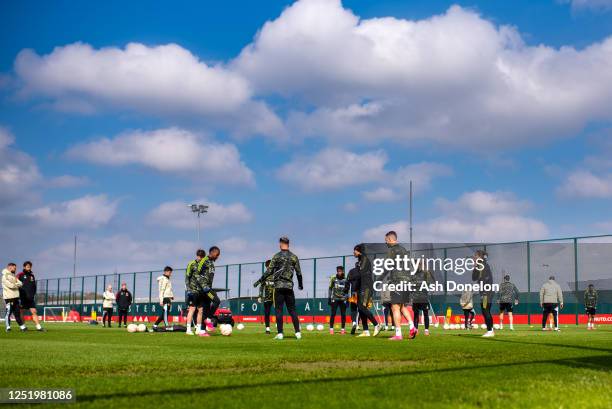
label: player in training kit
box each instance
[196,246,221,337]
[584,284,598,330]
[185,249,206,335]
[354,244,382,337]
[346,262,361,334]
[16,261,44,331]
[153,266,174,329]
[411,268,434,336]
[256,260,274,334]
[3,263,27,332]
[497,274,519,330]
[460,290,475,329]
[539,276,563,331]
[328,266,349,334]
[472,250,494,337]
[115,282,132,328]
[384,232,416,340]
[102,285,115,327]
[254,236,303,340]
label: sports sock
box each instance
[395,327,402,337]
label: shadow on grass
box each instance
[472,336,612,354]
[77,354,611,402]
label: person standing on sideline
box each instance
[3,263,26,332]
[115,282,132,328]
[254,236,303,340]
[354,244,382,338]
[16,261,44,331]
[256,260,274,334]
[328,266,348,334]
[497,274,519,330]
[460,290,475,329]
[584,284,598,330]
[539,275,563,331]
[472,250,494,337]
[102,285,115,327]
[345,262,361,334]
[411,268,434,336]
[153,266,174,329]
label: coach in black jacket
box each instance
[116,283,133,327]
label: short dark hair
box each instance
[265,259,271,268]
[385,231,397,239]
[588,283,594,288]
[504,274,510,281]
[549,275,555,280]
[336,265,344,271]
[164,266,173,272]
[23,261,32,268]
[196,249,206,258]
[279,236,290,245]
[209,246,220,253]
[354,244,363,254]
[7,262,16,268]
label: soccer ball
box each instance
[493,324,500,330]
[443,324,450,330]
[481,324,487,330]
[137,324,147,333]
[236,323,245,330]
[220,324,233,336]
[306,324,314,331]
[434,322,439,328]
[127,324,137,333]
[316,324,324,331]
[451,324,458,330]
[472,323,479,329]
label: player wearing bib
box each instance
[354,245,382,338]
[497,274,519,330]
[197,246,221,337]
[257,260,274,334]
[328,266,348,334]
[185,249,206,335]
[584,284,598,330]
[346,262,361,334]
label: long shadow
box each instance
[474,336,612,354]
[77,354,611,402]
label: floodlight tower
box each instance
[188,203,209,245]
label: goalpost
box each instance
[43,306,67,322]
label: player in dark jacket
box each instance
[411,268,434,336]
[115,282,133,328]
[254,236,303,340]
[328,266,348,334]
[17,261,44,331]
[472,250,494,337]
[256,260,274,334]
[345,262,361,334]
[584,284,598,330]
[354,245,382,337]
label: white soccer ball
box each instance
[472,323,479,329]
[127,324,137,333]
[481,324,487,330]
[443,324,450,330]
[236,323,245,330]
[493,324,500,330]
[220,324,233,336]
[306,324,314,331]
[316,324,324,331]
[434,322,439,328]
[137,324,147,333]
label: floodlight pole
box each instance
[409,180,413,255]
[189,204,209,246]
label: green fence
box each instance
[35,235,612,323]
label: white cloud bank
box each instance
[27,194,118,228]
[66,127,255,185]
[0,127,41,206]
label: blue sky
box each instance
[1,0,612,278]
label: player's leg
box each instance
[401,304,417,338]
[339,301,347,333]
[390,304,403,339]
[553,305,559,330]
[421,304,430,333]
[154,303,165,326]
[196,302,204,334]
[264,301,272,333]
[508,311,514,330]
[499,309,504,330]
[285,289,301,338]
[274,288,286,339]
[541,304,551,330]
[350,302,359,334]
[329,301,337,334]
[185,293,196,334]
[463,309,470,329]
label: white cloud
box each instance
[14,42,284,138]
[27,194,118,228]
[277,148,387,191]
[66,127,255,185]
[392,162,452,190]
[557,170,612,198]
[0,127,41,206]
[148,199,253,229]
[362,187,396,202]
[235,0,612,148]
[364,190,548,242]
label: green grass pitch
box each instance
[1,324,610,409]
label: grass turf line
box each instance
[0,324,610,409]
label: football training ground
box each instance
[1,324,610,409]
